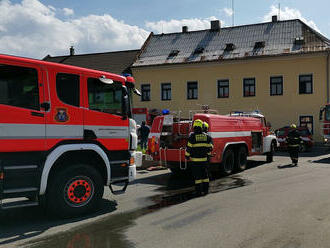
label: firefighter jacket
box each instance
[287,129,301,147]
[185,132,213,162]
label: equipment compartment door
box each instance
[251,132,263,153]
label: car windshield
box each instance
[326,105,330,121]
[277,130,286,136]
[299,129,310,136]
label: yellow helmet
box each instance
[203,121,209,131]
[193,119,203,128]
[290,124,297,129]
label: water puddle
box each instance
[25,175,251,248]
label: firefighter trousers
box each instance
[288,146,299,164]
[191,162,209,195]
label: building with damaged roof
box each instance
[131,16,330,141]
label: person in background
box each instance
[139,121,150,150]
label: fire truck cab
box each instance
[148,111,277,175]
[0,54,138,217]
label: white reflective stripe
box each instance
[47,125,83,138]
[148,132,161,138]
[40,144,111,195]
[85,125,129,139]
[0,123,45,139]
[208,131,252,138]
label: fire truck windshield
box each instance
[326,105,330,121]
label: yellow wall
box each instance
[132,53,329,142]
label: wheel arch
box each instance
[40,144,111,195]
[221,142,248,162]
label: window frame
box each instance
[56,73,80,107]
[217,79,229,98]
[243,78,256,97]
[161,82,171,101]
[299,74,313,94]
[270,76,283,96]
[0,63,41,111]
[299,115,313,134]
[187,81,198,100]
[87,77,124,116]
[141,84,151,102]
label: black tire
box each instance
[299,143,307,152]
[266,142,275,163]
[236,146,248,171]
[221,149,235,176]
[47,164,104,218]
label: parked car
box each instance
[275,126,314,152]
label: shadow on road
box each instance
[277,164,298,169]
[0,199,117,247]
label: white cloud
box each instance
[223,8,233,17]
[0,0,149,59]
[145,16,221,34]
[263,5,320,33]
[63,7,74,16]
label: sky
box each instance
[1,0,330,59]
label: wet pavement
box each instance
[23,173,252,248]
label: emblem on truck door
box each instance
[55,108,69,122]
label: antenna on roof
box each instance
[232,0,235,26]
[278,2,281,20]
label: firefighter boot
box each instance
[202,182,209,196]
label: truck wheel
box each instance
[266,142,275,163]
[236,146,248,171]
[47,164,104,218]
[221,149,235,176]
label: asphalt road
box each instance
[2,147,330,248]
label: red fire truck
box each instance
[147,111,277,175]
[320,104,330,145]
[0,54,139,217]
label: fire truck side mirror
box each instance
[320,107,325,121]
[122,86,129,120]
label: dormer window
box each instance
[225,43,235,51]
[193,47,204,55]
[254,41,265,49]
[167,50,179,59]
[294,37,305,45]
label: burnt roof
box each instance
[133,19,330,68]
[43,49,140,75]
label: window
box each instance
[56,73,80,107]
[88,78,123,115]
[0,64,39,110]
[243,78,256,97]
[187,81,198,99]
[141,84,150,101]
[299,74,313,94]
[217,80,229,98]
[270,76,283,96]
[161,83,171,101]
[300,116,313,134]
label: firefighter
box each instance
[203,121,209,133]
[286,124,302,166]
[185,119,213,196]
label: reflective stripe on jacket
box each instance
[185,132,213,161]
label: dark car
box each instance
[275,126,314,152]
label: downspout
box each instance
[327,50,330,103]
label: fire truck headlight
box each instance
[325,138,328,143]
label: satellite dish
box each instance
[99,75,114,84]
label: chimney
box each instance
[211,20,221,31]
[70,46,75,56]
[182,26,188,33]
[272,15,278,22]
